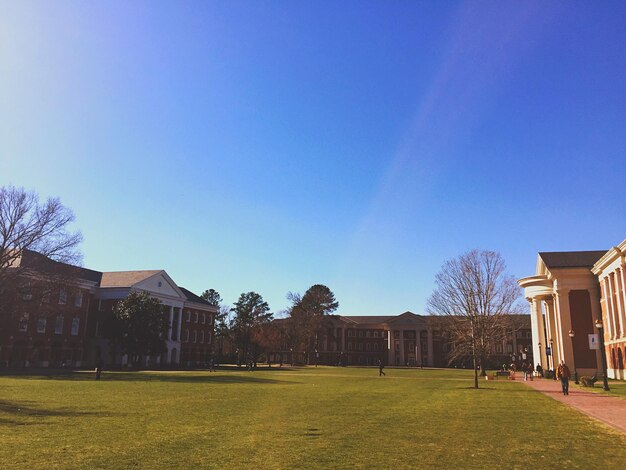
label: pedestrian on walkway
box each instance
[95,360,103,380]
[378,359,386,377]
[557,361,571,395]
[526,362,534,381]
[536,363,543,378]
[521,361,528,381]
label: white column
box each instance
[614,269,625,339]
[427,329,434,367]
[603,277,615,339]
[554,289,574,367]
[619,265,626,338]
[545,298,557,369]
[168,306,174,341]
[416,330,422,366]
[177,308,183,342]
[530,298,542,369]
[399,330,405,366]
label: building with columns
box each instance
[0,251,217,369]
[519,240,626,380]
[591,239,626,379]
[269,311,531,368]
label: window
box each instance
[366,331,371,338]
[74,291,83,307]
[526,331,532,339]
[202,313,206,324]
[366,343,371,351]
[374,343,379,351]
[348,330,354,337]
[516,331,522,338]
[98,300,104,311]
[18,313,29,332]
[506,344,513,353]
[395,342,400,352]
[42,290,50,303]
[184,329,189,342]
[186,311,191,322]
[200,331,204,343]
[206,332,211,344]
[71,317,80,335]
[194,312,198,323]
[348,342,353,351]
[394,331,400,339]
[22,292,33,301]
[192,330,197,343]
[37,317,47,333]
[55,316,64,334]
[358,343,363,351]
[374,331,379,338]
[496,344,503,353]
[59,289,67,305]
[359,331,364,337]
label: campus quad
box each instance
[1,367,625,469]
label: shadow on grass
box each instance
[0,399,120,426]
[0,370,299,385]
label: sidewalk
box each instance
[523,377,626,434]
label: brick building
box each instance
[520,237,626,380]
[0,251,217,369]
[269,311,531,368]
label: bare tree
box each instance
[0,185,82,283]
[426,250,522,389]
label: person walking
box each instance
[536,363,543,378]
[526,362,534,381]
[557,361,571,395]
[378,359,386,377]
[95,360,103,380]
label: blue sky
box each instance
[1,1,625,315]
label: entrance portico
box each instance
[519,251,605,376]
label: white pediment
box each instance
[388,312,425,326]
[134,271,186,299]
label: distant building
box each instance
[519,238,626,380]
[269,311,531,368]
[0,251,217,369]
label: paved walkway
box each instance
[522,377,626,434]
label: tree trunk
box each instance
[473,354,479,389]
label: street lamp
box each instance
[594,319,610,391]
[568,330,579,384]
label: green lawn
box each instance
[1,367,626,469]
[572,377,626,400]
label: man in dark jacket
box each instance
[557,361,571,395]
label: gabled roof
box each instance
[179,287,212,306]
[19,250,103,283]
[539,251,606,269]
[99,270,162,288]
[340,315,396,324]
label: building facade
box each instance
[591,240,626,380]
[519,238,626,380]
[0,251,217,369]
[269,311,531,368]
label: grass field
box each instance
[1,367,626,469]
